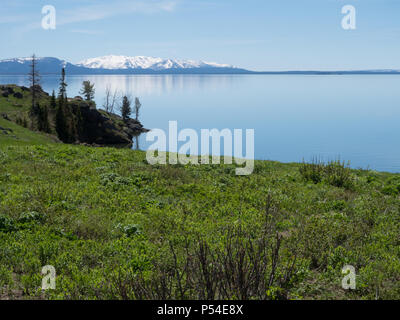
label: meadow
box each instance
[0,86,399,300]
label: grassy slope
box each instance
[0,85,55,146]
[0,118,55,146]
[0,95,399,300]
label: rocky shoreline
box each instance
[0,84,149,148]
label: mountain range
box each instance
[0,56,250,75]
[0,56,399,75]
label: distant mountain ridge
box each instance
[0,56,399,75]
[0,56,250,74]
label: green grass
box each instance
[0,89,399,300]
[0,85,33,114]
[0,118,55,146]
[0,141,399,300]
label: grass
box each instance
[0,88,400,300]
[0,141,399,300]
[0,118,55,146]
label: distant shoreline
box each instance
[1,71,400,76]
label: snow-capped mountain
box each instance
[77,55,234,71]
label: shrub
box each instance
[18,211,46,224]
[299,158,324,184]
[324,160,354,189]
[381,185,399,196]
[300,159,354,189]
[0,215,16,233]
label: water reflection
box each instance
[133,134,140,150]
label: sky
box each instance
[1,0,400,71]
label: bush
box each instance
[18,211,46,224]
[324,160,354,189]
[300,159,354,189]
[381,185,399,196]
[299,158,324,184]
[0,215,16,233]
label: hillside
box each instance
[0,85,147,147]
[0,91,399,300]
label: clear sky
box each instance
[1,0,400,71]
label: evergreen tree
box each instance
[80,81,95,102]
[50,90,57,109]
[41,105,50,133]
[120,96,131,121]
[75,104,84,139]
[56,98,68,142]
[28,54,41,111]
[59,68,67,99]
[36,103,43,131]
[56,68,69,142]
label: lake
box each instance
[1,74,400,173]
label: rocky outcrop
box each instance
[0,85,149,148]
[69,100,149,147]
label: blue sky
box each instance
[1,0,400,71]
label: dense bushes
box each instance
[300,159,355,189]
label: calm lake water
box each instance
[1,74,400,173]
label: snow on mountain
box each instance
[77,55,234,70]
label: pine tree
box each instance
[50,90,57,109]
[75,104,84,140]
[120,96,132,121]
[80,81,95,102]
[56,68,69,142]
[59,68,67,100]
[37,103,43,131]
[41,105,50,133]
[56,98,68,142]
[28,54,41,111]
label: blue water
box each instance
[1,74,400,172]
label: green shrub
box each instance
[18,211,46,224]
[381,185,399,196]
[0,215,16,233]
[300,159,354,189]
[324,160,354,189]
[299,158,324,184]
